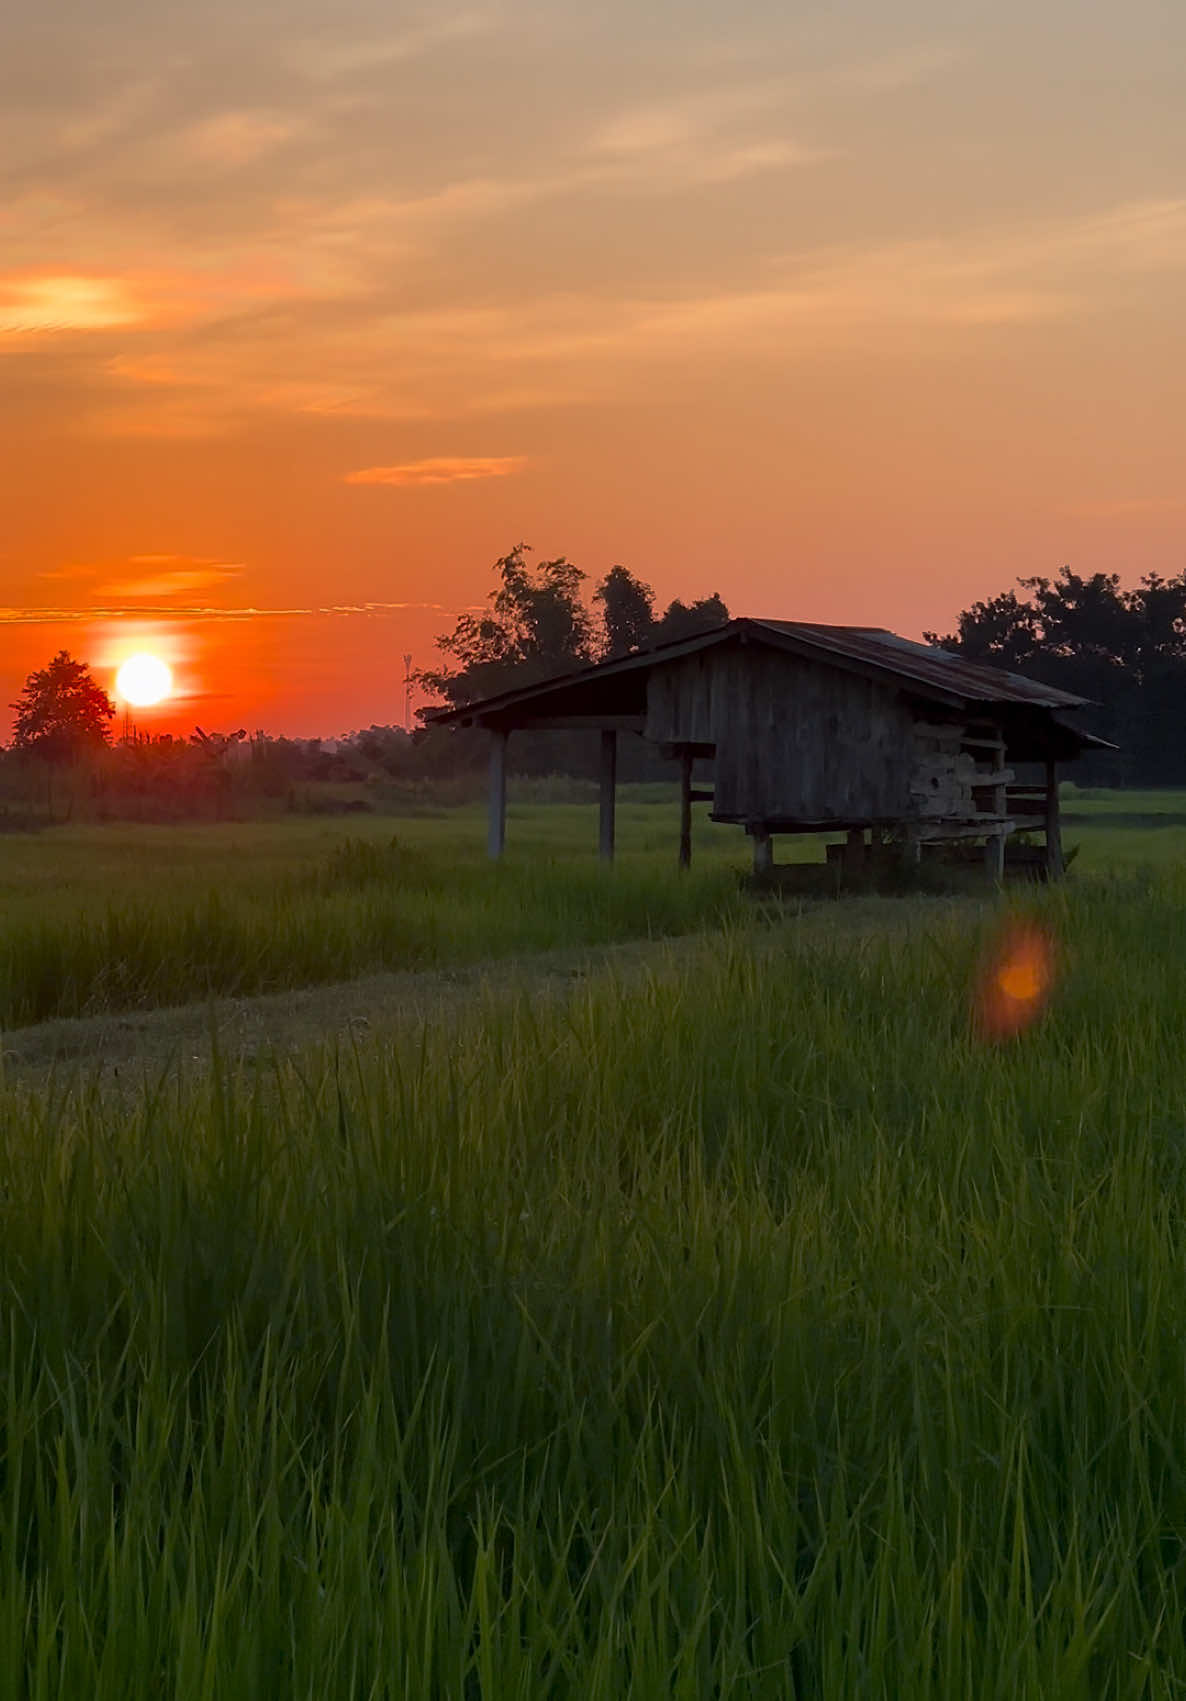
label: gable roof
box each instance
[424,616,1092,726]
[748,621,1089,709]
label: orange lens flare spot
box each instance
[976,921,1056,1041]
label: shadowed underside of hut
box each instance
[424,620,1112,879]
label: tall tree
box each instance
[419,544,593,709]
[9,651,115,759]
[928,565,1186,785]
[594,565,655,658]
[492,546,591,672]
[653,592,731,644]
[925,588,1040,670]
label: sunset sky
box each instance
[4,0,1184,737]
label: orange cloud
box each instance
[0,274,144,335]
[100,564,244,598]
[0,601,448,626]
[35,555,244,600]
[345,455,527,486]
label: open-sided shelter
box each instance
[425,619,1109,878]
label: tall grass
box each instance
[0,837,743,1027]
[3,791,1185,1027]
[3,877,1186,1692]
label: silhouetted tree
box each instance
[9,651,114,760]
[653,592,731,644]
[594,565,656,658]
[925,588,1040,670]
[419,544,593,708]
[928,565,1186,784]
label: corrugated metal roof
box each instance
[425,616,1093,724]
[749,621,1090,709]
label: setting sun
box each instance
[115,653,173,708]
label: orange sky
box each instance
[3,0,1184,737]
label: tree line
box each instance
[9,554,1185,805]
[927,564,1186,786]
[417,545,729,709]
[0,550,732,818]
[5,549,728,760]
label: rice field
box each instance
[3,793,1186,1694]
[0,800,747,1029]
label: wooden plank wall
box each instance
[644,649,718,746]
[910,722,976,817]
[646,647,916,822]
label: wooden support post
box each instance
[844,827,865,876]
[752,828,773,875]
[598,728,617,862]
[985,729,1007,882]
[984,829,1005,881]
[1044,759,1064,880]
[487,727,508,860]
[678,746,693,871]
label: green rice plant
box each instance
[2,788,1184,1030]
[0,838,745,1028]
[3,876,1186,1690]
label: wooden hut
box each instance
[425,619,1109,878]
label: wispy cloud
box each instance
[38,194,1178,437]
[100,560,244,598]
[0,254,347,351]
[345,455,527,486]
[591,84,785,155]
[0,601,449,626]
[22,555,448,621]
[589,84,827,186]
[30,193,1185,443]
[182,111,306,168]
[57,79,165,153]
[289,11,498,80]
[0,274,145,335]
[37,555,243,597]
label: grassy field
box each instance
[0,795,750,1029]
[1,782,1184,1030]
[3,792,1186,1693]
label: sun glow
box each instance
[115,653,173,708]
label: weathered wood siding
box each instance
[644,648,719,746]
[910,721,1013,820]
[646,646,916,822]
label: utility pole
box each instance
[402,653,413,733]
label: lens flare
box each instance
[975,920,1055,1041]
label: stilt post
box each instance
[1044,759,1063,879]
[752,827,773,875]
[984,829,1005,881]
[985,729,1008,881]
[844,827,865,877]
[487,726,508,860]
[599,729,617,862]
[678,746,693,870]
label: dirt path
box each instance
[0,896,977,1092]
